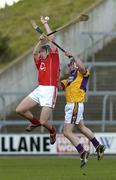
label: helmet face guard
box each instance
[41,45,50,52]
[68,59,75,67]
[68,59,78,69]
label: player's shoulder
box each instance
[34,55,40,62]
[78,68,90,77]
[84,68,90,77]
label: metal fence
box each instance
[0,61,116,132]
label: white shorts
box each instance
[65,102,84,124]
[29,85,57,108]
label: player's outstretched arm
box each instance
[75,56,86,74]
[40,16,55,40]
[40,16,56,51]
[33,35,47,57]
[65,51,86,75]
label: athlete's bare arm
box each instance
[33,40,41,57]
[40,16,56,51]
[33,35,47,57]
[75,56,86,75]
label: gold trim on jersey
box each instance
[71,103,78,124]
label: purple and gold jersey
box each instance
[61,69,90,103]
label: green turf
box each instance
[0,156,116,180]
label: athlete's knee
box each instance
[39,120,47,126]
[16,106,25,115]
[79,123,87,133]
[63,127,70,138]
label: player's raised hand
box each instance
[65,51,73,58]
[39,35,46,40]
[40,16,47,24]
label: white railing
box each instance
[0,90,116,133]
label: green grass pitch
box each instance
[0,156,116,180]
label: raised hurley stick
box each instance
[31,20,72,58]
[47,14,89,36]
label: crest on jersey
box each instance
[40,62,46,71]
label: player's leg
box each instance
[40,106,56,145]
[37,86,57,144]
[16,95,37,120]
[63,102,89,167]
[16,95,41,131]
[18,85,50,132]
[63,123,83,149]
[75,102,105,160]
[78,120,105,160]
[63,123,89,167]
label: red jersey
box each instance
[34,48,60,87]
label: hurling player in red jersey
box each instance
[16,16,60,144]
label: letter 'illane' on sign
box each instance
[1,136,41,152]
